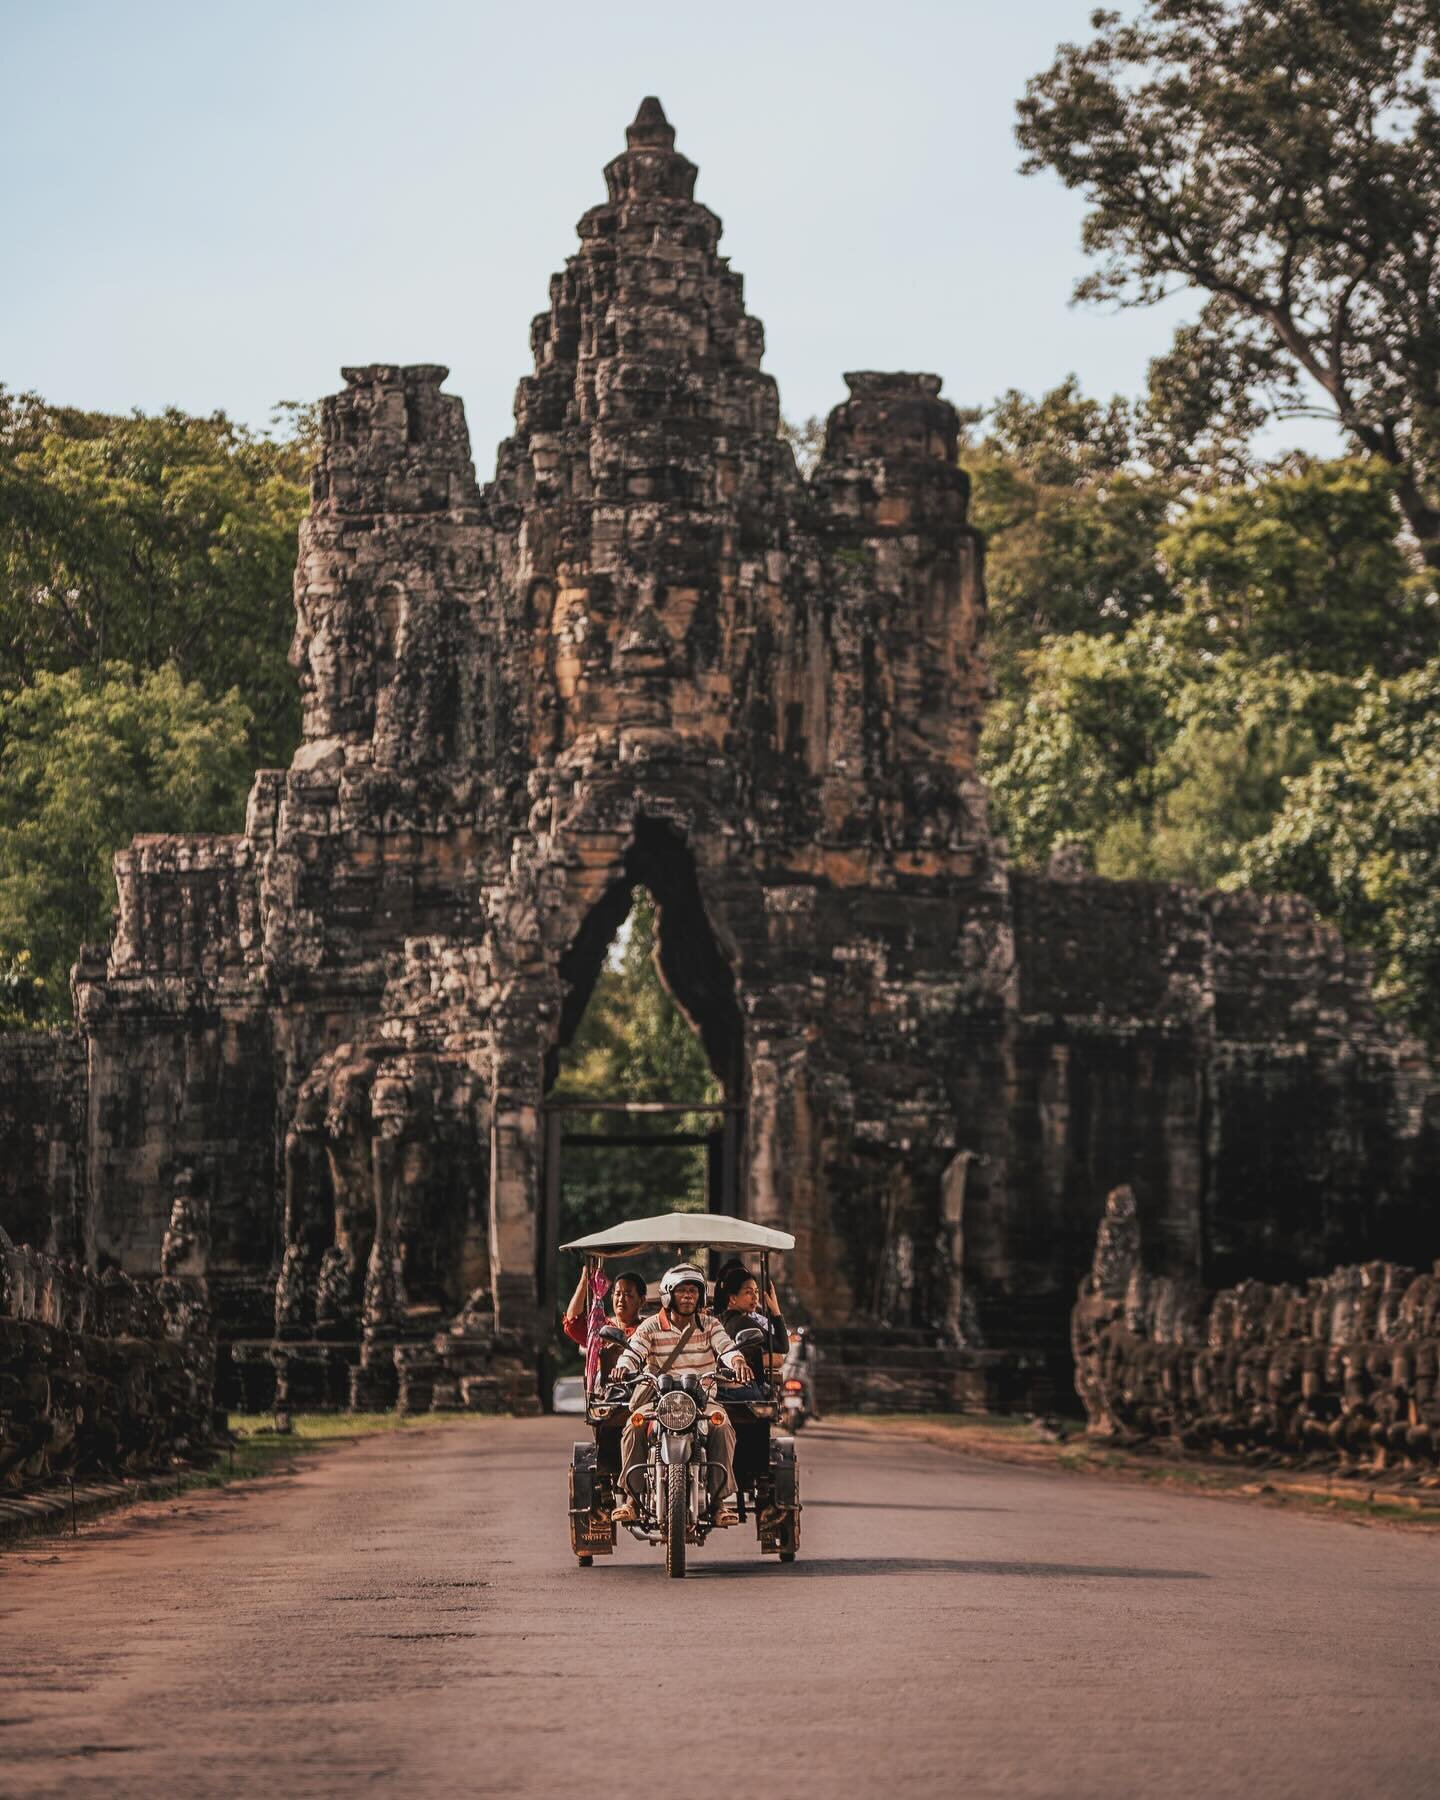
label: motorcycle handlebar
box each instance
[603,1364,750,1387]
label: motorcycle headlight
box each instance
[655,1390,699,1431]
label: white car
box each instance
[552,1374,586,1415]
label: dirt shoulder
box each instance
[0,1411,487,1547]
[828,1412,1440,1532]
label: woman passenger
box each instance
[713,1262,787,1379]
[562,1267,646,1377]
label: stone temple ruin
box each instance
[1072,1186,1440,1471]
[1,100,1438,1443]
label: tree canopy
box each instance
[1241,663,1440,1039]
[1162,453,1435,672]
[0,664,255,1014]
[0,392,310,1017]
[975,378,1440,1040]
[0,389,310,766]
[1017,1,1440,566]
[963,378,1178,678]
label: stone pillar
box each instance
[748,1035,851,1320]
[488,1103,540,1338]
[350,1135,401,1409]
[940,1150,984,1347]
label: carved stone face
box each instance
[299,612,340,734]
[289,524,389,749]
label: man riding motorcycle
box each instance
[610,1264,750,1528]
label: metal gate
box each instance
[538,1100,744,1313]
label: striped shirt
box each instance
[612,1308,748,1382]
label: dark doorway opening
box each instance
[540,818,745,1317]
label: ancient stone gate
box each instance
[4,101,1436,1413]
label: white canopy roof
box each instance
[560,1210,795,1255]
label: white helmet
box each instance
[660,1263,708,1307]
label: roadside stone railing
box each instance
[0,1195,217,1488]
[1072,1186,1440,1470]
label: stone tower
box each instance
[2,99,1426,1412]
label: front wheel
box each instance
[664,1464,687,1579]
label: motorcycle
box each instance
[621,1352,755,1579]
[780,1326,818,1431]
[561,1210,802,1577]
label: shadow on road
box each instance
[801,1500,1008,1513]
[670,1556,1211,1581]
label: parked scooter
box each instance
[780,1326,818,1431]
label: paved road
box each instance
[2,1418,1438,1799]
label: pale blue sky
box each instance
[3,0,1335,464]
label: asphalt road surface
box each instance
[3,1418,1438,1799]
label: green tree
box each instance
[0,390,311,765]
[1093,655,1357,888]
[1241,661,1440,1040]
[550,890,723,1242]
[1161,456,1437,674]
[983,628,1358,889]
[964,379,1178,685]
[982,621,1182,867]
[981,448,1430,886]
[0,664,254,1013]
[1017,1,1440,567]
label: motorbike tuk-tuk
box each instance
[560,1211,801,1577]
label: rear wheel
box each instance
[777,1493,800,1563]
[577,1554,594,1567]
[664,1464,687,1579]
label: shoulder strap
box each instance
[658,1321,698,1374]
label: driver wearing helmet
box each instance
[610,1263,750,1528]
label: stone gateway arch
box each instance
[18,101,1434,1413]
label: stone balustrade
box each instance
[0,1193,217,1489]
[1073,1186,1440,1468]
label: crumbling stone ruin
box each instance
[1,100,1437,1424]
[1073,1186,1440,1469]
[0,1177,215,1487]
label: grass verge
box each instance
[830,1412,1440,1531]
[192,1411,488,1489]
